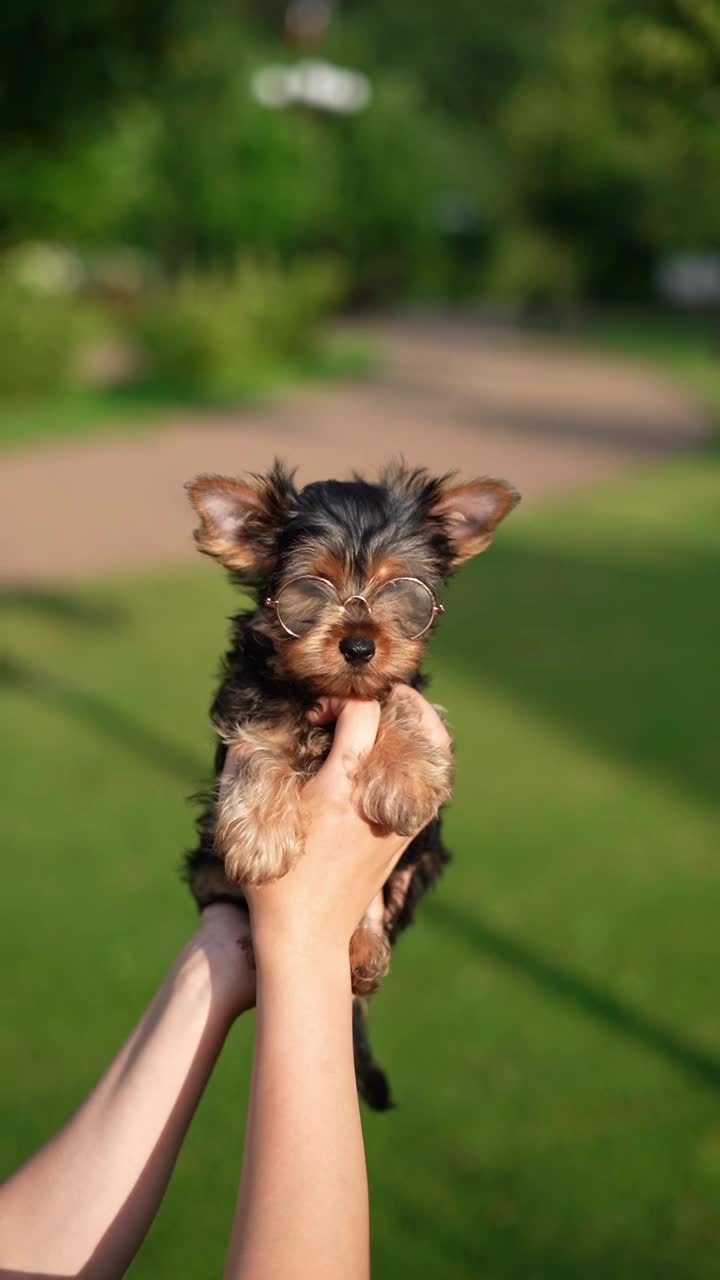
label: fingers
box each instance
[315,698,381,796]
[308,687,451,748]
[308,687,451,762]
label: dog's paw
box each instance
[350,925,392,996]
[355,732,453,836]
[216,803,305,885]
[215,741,306,884]
[212,783,302,885]
[353,688,453,836]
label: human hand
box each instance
[180,902,256,1023]
[243,686,451,972]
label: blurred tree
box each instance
[240,0,574,119]
[0,14,457,300]
[488,0,720,303]
[608,0,720,249]
[490,12,657,303]
[0,0,187,141]
[3,0,717,306]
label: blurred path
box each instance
[1,317,710,583]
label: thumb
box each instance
[316,699,381,795]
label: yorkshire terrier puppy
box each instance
[185,461,519,1108]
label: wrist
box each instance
[252,927,351,987]
[177,923,255,1025]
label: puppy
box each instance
[185,461,519,1107]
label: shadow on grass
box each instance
[435,537,720,811]
[0,585,205,783]
[428,897,720,1093]
[0,958,239,1280]
[0,654,206,786]
[0,586,127,627]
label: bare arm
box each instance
[0,905,255,1280]
[224,689,451,1280]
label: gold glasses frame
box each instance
[265,575,444,640]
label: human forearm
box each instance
[0,913,250,1279]
[224,942,369,1280]
[222,693,449,1280]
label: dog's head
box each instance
[187,461,519,698]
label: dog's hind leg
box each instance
[352,996,393,1111]
[350,890,391,996]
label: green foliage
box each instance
[326,77,453,298]
[131,257,344,398]
[127,34,336,264]
[278,0,573,120]
[0,0,191,142]
[1,28,458,302]
[487,0,720,302]
[606,0,720,249]
[485,225,582,307]
[2,0,720,310]
[0,280,84,396]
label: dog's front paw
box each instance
[216,808,304,885]
[354,696,453,835]
[350,925,391,996]
[356,748,452,835]
[215,740,305,884]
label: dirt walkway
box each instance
[1,318,709,583]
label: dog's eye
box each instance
[275,578,337,636]
[373,579,436,639]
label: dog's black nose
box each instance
[339,635,375,664]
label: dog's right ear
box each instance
[186,473,285,575]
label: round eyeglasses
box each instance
[265,575,444,640]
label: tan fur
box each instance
[282,542,351,583]
[431,478,520,566]
[214,716,328,884]
[354,693,454,836]
[349,924,392,996]
[187,475,276,574]
[277,613,425,700]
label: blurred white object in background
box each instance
[251,60,371,114]
[4,241,85,294]
[656,252,720,308]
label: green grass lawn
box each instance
[2,449,720,1278]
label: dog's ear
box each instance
[187,467,294,575]
[431,478,520,565]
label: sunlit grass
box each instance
[2,449,719,1278]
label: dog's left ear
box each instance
[431,478,520,565]
[187,466,294,575]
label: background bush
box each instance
[2,0,719,355]
[0,279,86,396]
[131,257,345,398]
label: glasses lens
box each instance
[373,578,435,638]
[276,578,337,636]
